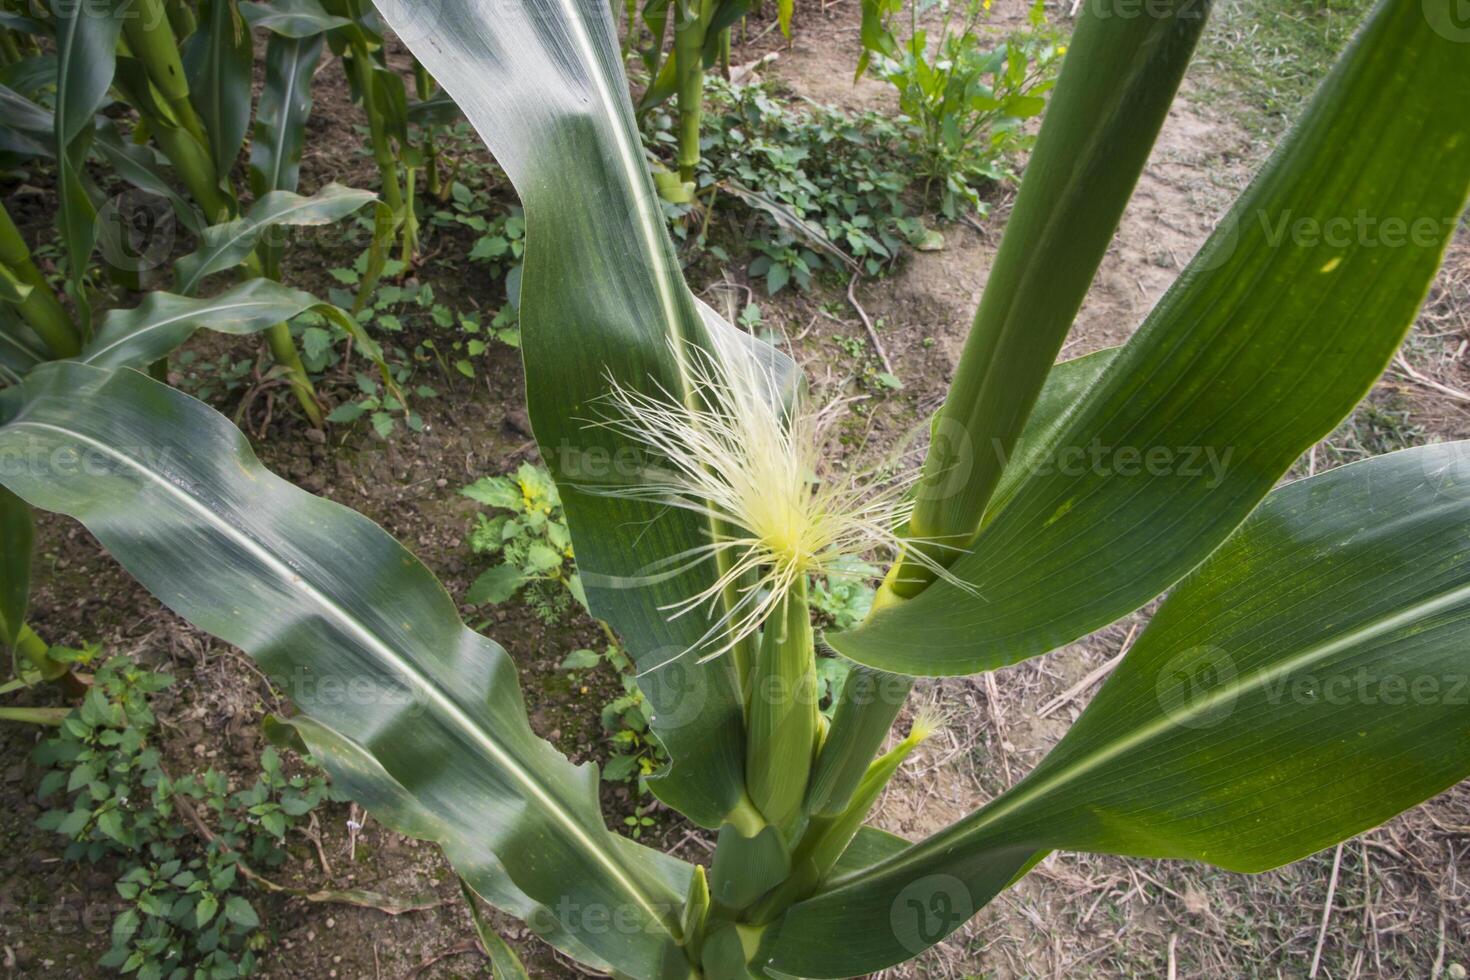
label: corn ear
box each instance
[745,579,818,829]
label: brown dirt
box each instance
[3,2,1469,979]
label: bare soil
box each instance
[3,1,1468,979]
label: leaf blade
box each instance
[0,363,691,978]
[834,0,1470,675]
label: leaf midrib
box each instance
[84,296,298,364]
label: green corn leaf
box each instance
[765,442,1470,976]
[833,0,1470,675]
[0,363,692,979]
[460,879,533,980]
[0,11,49,37]
[53,0,121,312]
[249,30,326,197]
[0,54,59,105]
[184,0,255,177]
[903,0,1208,569]
[0,484,31,650]
[239,0,353,38]
[374,0,796,828]
[79,278,381,372]
[0,305,46,380]
[174,184,377,294]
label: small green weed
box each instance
[857,0,1065,218]
[463,462,581,623]
[647,79,941,294]
[33,655,339,979]
[559,643,669,790]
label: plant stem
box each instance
[265,322,324,428]
[673,1,711,183]
[0,27,20,64]
[0,706,68,725]
[348,45,410,260]
[0,201,79,358]
[414,60,444,200]
[121,0,211,150]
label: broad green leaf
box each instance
[0,363,692,978]
[0,11,48,36]
[0,54,58,105]
[406,93,460,128]
[833,0,1470,675]
[174,184,376,294]
[904,0,1207,562]
[239,0,352,37]
[79,279,374,372]
[375,0,796,827]
[53,0,121,307]
[466,565,527,605]
[249,30,326,198]
[460,879,533,980]
[0,484,31,649]
[766,443,1470,976]
[0,305,46,381]
[184,0,255,177]
[222,895,259,930]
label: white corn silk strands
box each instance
[588,332,967,662]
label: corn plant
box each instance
[1,1,1468,978]
[1,194,381,700]
[0,0,398,426]
[634,0,793,194]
